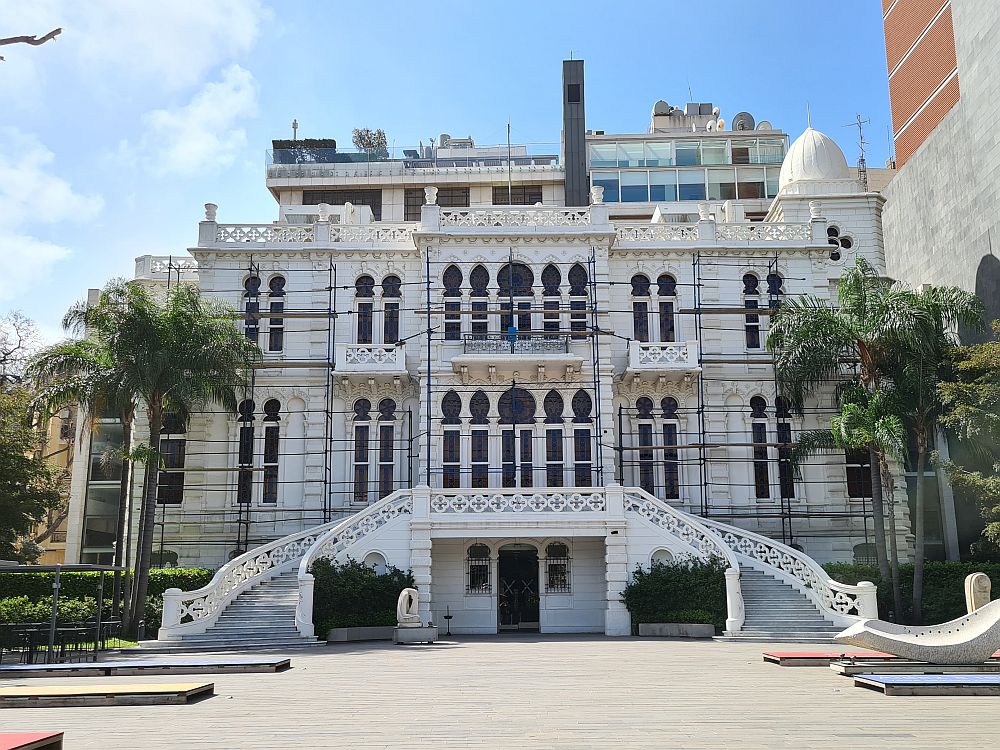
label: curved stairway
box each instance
[720,567,843,643]
[138,572,320,653]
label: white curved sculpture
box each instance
[836,599,1000,665]
[396,588,422,628]
[966,572,991,613]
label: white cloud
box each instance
[121,65,259,177]
[0,129,103,302]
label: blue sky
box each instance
[1,0,891,338]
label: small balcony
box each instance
[451,333,584,381]
[334,343,408,382]
[625,340,700,380]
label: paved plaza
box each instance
[3,636,999,749]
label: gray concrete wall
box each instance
[883,0,1000,334]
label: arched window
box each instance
[157,412,186,505]
[441,391,462,488]
[749,396,770,499]
[443,265,463,341]
[542,264,561,335]
[498,263,534,335]
[237,399,255,505]
[650,548,674,566]
[774,396,794,500]
[469,265,489,338]
[377,399,396,498]
[470,390,490,488]
[243,276,261,344]
[766,272,784,312]
[499,387,535,487]
[382,275,401,345]
[545,542,571,593]
[743,273,761,349]
[262,399,281,504]
[571,390,593,486]
[543,391,565,487]
[568,263,588,337]
[662,397,680,500]
[267,276,286,353]
[631,274,651,342]
[364,551,387,575]
[355,275,375,345]
[657,273,677,342]
[466,543,491,594]
[636,397,655,495]
[352,399,371,504]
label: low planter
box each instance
[637,622,715,638]
[326,625,395,642]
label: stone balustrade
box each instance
[334,343,407,375]
[627,340,700,372]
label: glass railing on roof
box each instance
[266,143,561,173]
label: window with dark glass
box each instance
[775,397,794,499]
[545,542,571,592]
[546,428,563,487]
[846,448,873,499]
[573,428,592,487]
[356,275,375,344]
[657,274,677,342]
[382,276,401,344]
[750,396,770,499]
[404,186,470,220]
[471,430,489,488]
[662,397,680,499]
[443,265,463,341]
[470,264,489,337]
[632,274,651,341]
[303,189,382,220]
[466,543,491,594]
[743,274,761,349]
[352,399,371,504]
[236,399,255,504]
[493,184,543,205]
[267,276,285,353]
[442,430,461,488]
[261,399,280,504]
[378,399,395,498]
[157,413,186,505]
[244,276,260,344]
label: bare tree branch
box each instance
[0,28,62,61]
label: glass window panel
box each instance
[765,167,780,198]
[589,144,617,168]
[675,141,701,166]
[644,142,673,167]
[737,167,766,199]
[702,140,727,165]
[620,171,649,202]
[731,139,752,164]
[707,168,737,201]
[649,170,677,202]
[617,142,645,167]
[591,171,619,202]
[758,139,785,164]
[678,170,706,201]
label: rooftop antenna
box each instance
[886,124,896,169]
[291,119,299,141]
[806,104,811,128]
[687,80,693,101]
[507,120,513,201]
[844,114,870,191]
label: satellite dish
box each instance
[716,118,726,131]
[757,120,773,131]
[712,106,721,117]
[653,100,670,116]
[732,112,756,131]
[706,120,717,132]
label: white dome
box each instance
[778,127,852,192]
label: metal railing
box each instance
[462,333,571,355]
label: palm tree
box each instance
[767,257,932,585]
[40,279,259,636]
[889,285,982,622]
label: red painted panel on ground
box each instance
[0,732,64,750]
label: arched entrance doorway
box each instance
[498,543,539,632]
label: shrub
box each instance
[0,596,97,624]
[824,561,1000,624]
[621,557,728,632]
[0,568,214,602]
[311,558,414,635]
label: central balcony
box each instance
[451,333,584,382]
[624,340,700,382]
[334,343,409,384]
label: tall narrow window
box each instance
[544,390,564,488]
[631,274,651,342]
[378,399,396,498]
[657,274,677,342]
[443,265,463,341]
[545,542,571,593]
[846,448,873,499]
[352,399,371,504]
[244,276,261,344]
[572,390,593,486]
[356,275,375,345]
[470,265,489,338]
[662,397,680,499]
[542,264,561,336]
[236,399,255,504]
[569,264,588,339]
[470,391,490,488]
[775,396,794,500]
[499,387,535,488]
[636,397,655,495]
[267,276,285,352]
[743,274,761,349]
[750,396,770,499]
[441,391,462,488]
[262,399,280,504]
[382,275,401,344]
[466,544,491,594]
[157,413,186,505]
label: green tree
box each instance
[39,280,259,635]
[351,128,389,160]
[767,257,933,587]
[0,388,63,562]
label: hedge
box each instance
[0,568,214,602]
[824,561,1000,624]
[620,558,728,632]
[311,559,414,635]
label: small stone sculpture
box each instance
[966,572,992,613]
[396,587,422,628]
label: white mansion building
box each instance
[65,63,912,641]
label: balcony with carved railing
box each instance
[451,333,584,380]
[625,340,700,379]
[334,343,408,381]
[134,255,199,281]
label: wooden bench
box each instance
[0,733,64,750]
[0,657,290,679]
[854,674,1000,696]
[832,660,1000,676]
[0,682,214,708]
[763,649,1000,667]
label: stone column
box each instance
[604,523,631,636]
[410,486,433,624]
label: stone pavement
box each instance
[2,635,998,749]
